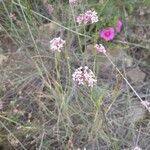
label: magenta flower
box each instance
[115,20,123,33]
[100,27,115,41]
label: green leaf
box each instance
[91,86,108,108]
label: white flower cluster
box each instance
[69,0,79,4]
[76,10,98,25]
[49,37,65,52]
[133,146,142,150]
[84,10,99,24]
[72,66,97,87]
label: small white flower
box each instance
[133,146,142,150]
[69,0,79,4]
[49,37,65,52]
[94,44,106,53]
[72,66,97,87]
[76,14,84,25]
[76,10,98,25]
[84,10,98,24]
[141,100,150,111]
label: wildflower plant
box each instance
[99,19,123,42]
[0,0,149,149]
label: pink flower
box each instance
[100,27,115,41]
[94,44,106,53]
[72,66,97,87]
[133,146,142,150]
[49,37,65,52]
[69,0,79,4]
[76,10,98,25]
[76,14,84,25]
[141,100,150,110]
[115,20,123,33]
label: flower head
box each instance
[115,20,123,33]
[76,14,84,25]
[72,66,97,87]
[49,37,65,52]
[84,10,98,24]
[69,0,79,4]
[76,10,98,25]
[100,27,115,41]
[141,100,150,111]
[133,146,142,150]
[94,44,106,53]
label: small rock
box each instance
[39,22,57,34]
[128,101,146,124]
[127,66,146,82]
[109,48,133,67]
[0,54,7,65]
[86,44,95,54]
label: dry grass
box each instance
[0,0,149,149]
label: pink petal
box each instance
[116,20,123,33]
[100,27,115,41]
